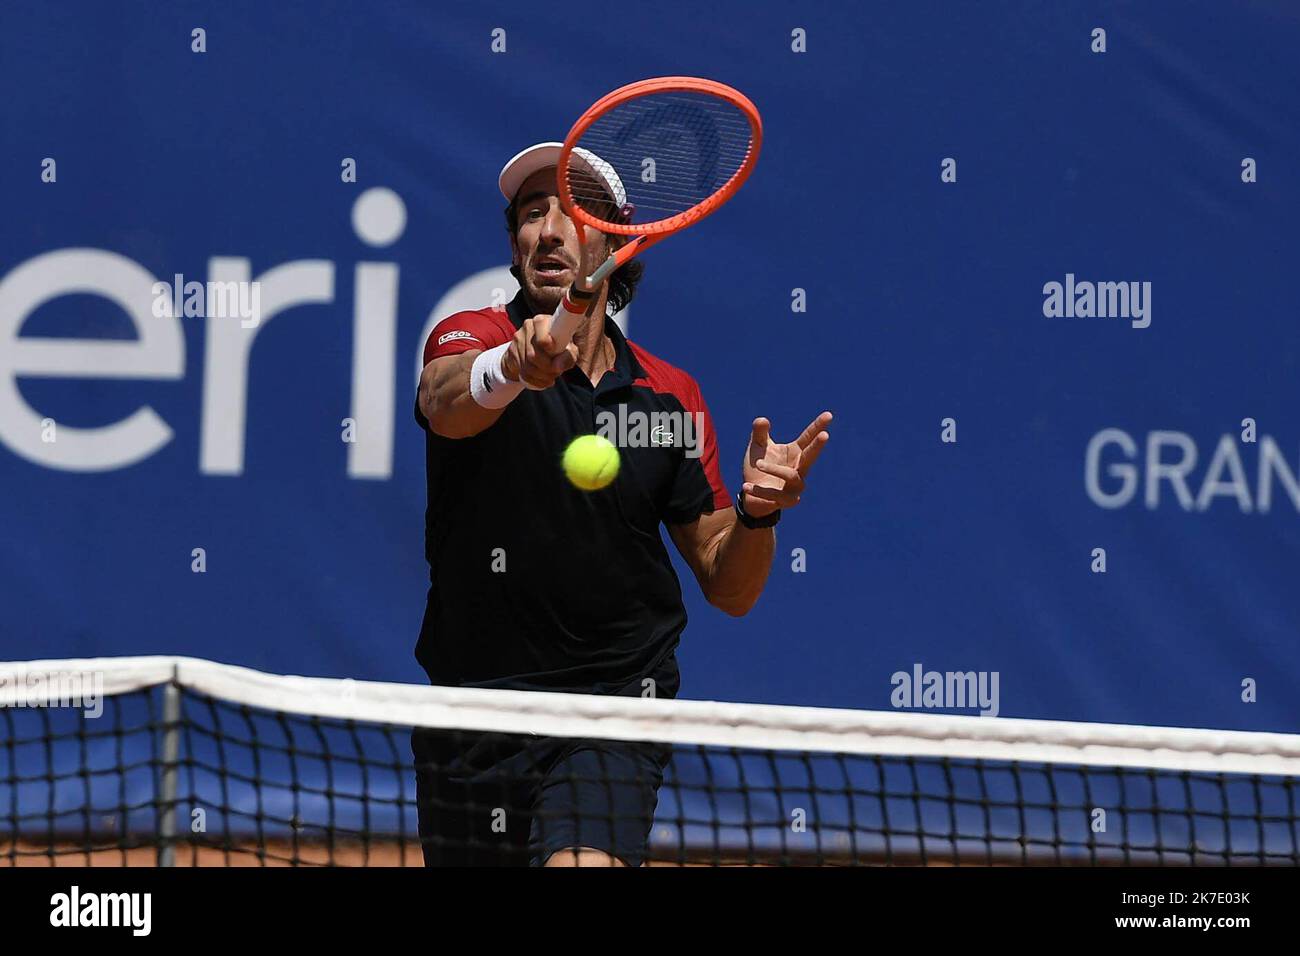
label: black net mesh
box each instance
[3,679,1298,867]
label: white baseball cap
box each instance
[498,141,627,209]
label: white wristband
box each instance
[469,342,525,409]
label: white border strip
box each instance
[4,655,1300,777]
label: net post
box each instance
[157,667,181,867]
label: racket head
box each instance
[557,77,762,240]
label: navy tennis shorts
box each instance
[412,727,671,867]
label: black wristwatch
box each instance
[735,488,780,529]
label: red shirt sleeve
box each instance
[629,342,732,522]
[661,376,732,523]
[422,309,516,367]
[416,308,518,431]
[688,381,732,514]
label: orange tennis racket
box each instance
[548,76,762,346]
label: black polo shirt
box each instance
[414,291,730,698]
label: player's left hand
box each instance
[740,412,832,518]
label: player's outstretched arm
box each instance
[418,317,578,440]
[668,412,832,616]
[418,351,502,440]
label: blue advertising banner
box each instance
[2,0,1298,743]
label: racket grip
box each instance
[547,291,588,350]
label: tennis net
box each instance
[2,657,1298,866]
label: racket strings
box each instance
[567,91,757,227]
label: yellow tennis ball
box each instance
[562,434,620,491]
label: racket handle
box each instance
[585,254,619,287]
[547,291,588,350]
[585,236,646,287]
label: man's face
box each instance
[510,167,610,311]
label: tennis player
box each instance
[412,142,832,867]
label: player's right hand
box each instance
[501,316,579,390]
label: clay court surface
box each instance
[3,840,822,866]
